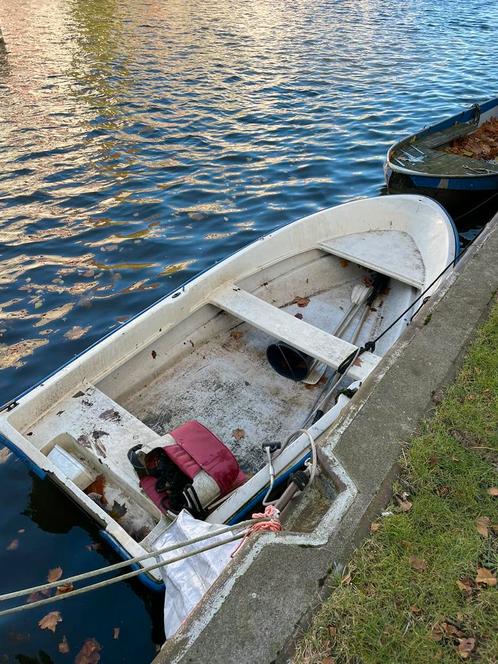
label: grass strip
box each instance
[295,299,498,664]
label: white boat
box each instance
[0,194,458,590]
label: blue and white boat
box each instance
[385,97,498,195]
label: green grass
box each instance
[294,300,498,664]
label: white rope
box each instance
[0,530,248,618]
[0,517,269,604]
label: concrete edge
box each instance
[154,214,498,664]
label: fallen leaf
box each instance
[58,635,70,654]
[0,447,12,463]
[395,495,413,512]
[48,566,63,583]
[457,637,475,659]
[410,605,421,614]
[6,538,19,551]
[456,578,474,595]
[475,567,496,587]
[27,589,51,603]
[232,428,245,441]
[38,611,62,633]
[327,625,337,638]
[64,326,90,341]
[341,569,352,585]
[487,487,498,497]
[109,500,127,519]
[409,556,427,572]
[475,516,490,538]
[56,583,74,595]
[230,330,243,341]
[293,296,310,308]
[75,637,101,664]
[339,259,349,268]
[321,658,335,664]
[113,627,120,640]
[432,624,444,641]
[443,622,463,638]
[370,521,381,533]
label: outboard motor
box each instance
[128,420,246,519]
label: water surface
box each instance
[1,0,497,659]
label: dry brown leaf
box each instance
[409,556,427,572]
[75,637,102,664]
[231,428,245,441]
[487,487,498,497]
[457,637,475,659]
[113,627,120,640]
[395,495,413,512]
[38,610,62,633]
[341,569,352,585]
[456,578,473,595]
[64,326,90,341]
[229,330,243,341]
[327,625,337,638]
[475,516,490,538]
[339,259,349,268]
[0,447,12,464]
[370,521,381,533]
[58,635,70,654]
[293,296,310,308]
[6,538,19,551]
[410,605,421,614]
[321,658,335,664]
[56,583,74,595]
[27,589,51,603]
[443,622,463,638]
[432,624,444,641]
[48,566,63,583]
[475,567,496,587]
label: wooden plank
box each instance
[210,285,380,381]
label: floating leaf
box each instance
[48,566,63,583]
[232,428,245,441]
[475,516,490,538]
[38,610,62,633]
[6,538,19,551]
[75,637,102,664]
[56,583,74,595]
[475,567,496,586]
[64,326,90,341]
[293,296,310,308]
[0,447,12,464]
[409,556,427,572]
[457,637,475,659]
[58,635,70,654]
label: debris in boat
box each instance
[443,117,498,161]
[56,410,64,416]
[0,447,12,464]
[27,589,50,603]
[294,313,303,320]
[82,399,93,407]
[293,296,310,307]
[58,635,70,654]
[47,566,63,583]
[73,391,85,398]
[85,475,106,502]
[230,330,243,340]
[77,434,92,449]
[232,428,245,441]
[109,500,127,520]
[6,538,19,551]
[75,637,101,664]
[38,610,62,633]
[99,408,120,422]
[113,627,120,640]
[56,582,74,595]
[85,542,102,552]
[92,430,108,441]
[151,350,157,359]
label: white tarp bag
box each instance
[152,509,239,639]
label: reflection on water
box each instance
[1,0,498,658]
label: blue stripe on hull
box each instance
[409,173,498,191]
[0,432,46,479]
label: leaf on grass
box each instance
[443,622,463,638]
[48,566,63,583]
[75,637,102,664]
[409,556,427,572]
[370,521,381,533]
[475,567,496,587]
[113,627,120,640]
[232,428,245,441]
[56,583,74,595]
[487,487,498,497]
[0,447,12,464]
[321,658,335,664]
[293,296,310,308]
[38,611,62,633]
[410,605,421,615]
[341,569,352,586]
[457,637,475,659]
[475,516,490,538]
[6,538,19,551]
[395,495,413,512]
[58,635,70,654]
[229,330,243,341]
[456,578,474,595]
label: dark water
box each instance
[1,0,498,660]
